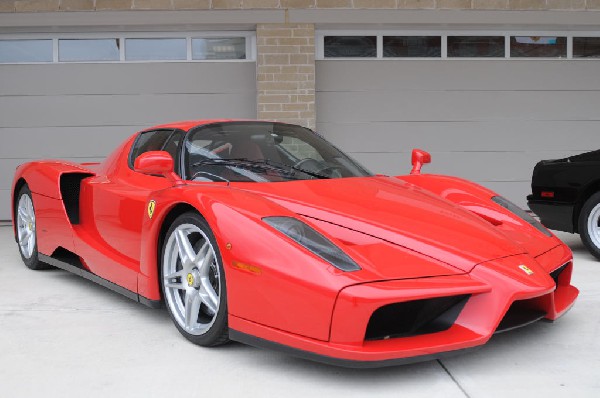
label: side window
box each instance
[129,130,174,168]
[162,131,185,175]
[279,136,324,162]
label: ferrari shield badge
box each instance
[147,200,156,219]
[518,265,534,275]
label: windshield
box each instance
[184,122,372,182]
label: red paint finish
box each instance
[410,148,431,175]
[11,120,579,365]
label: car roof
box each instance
[148,119,255,132]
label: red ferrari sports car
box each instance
[12,120,578,367]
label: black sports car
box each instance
[528,150,600,259]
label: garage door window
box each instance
[125,38,187,61]
[448,36,504,58]
[0,39,52,63]
[192,37,246,60]
[318,32,599,60]
[383,36,441,58]
[324,36,377,58]
[59,39,120,62]
[574,37,600,58]
[510,36,567,58]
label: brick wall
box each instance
[257,24,315,129]
[1,1,599,12]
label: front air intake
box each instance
[365,295,470,341]
[550,262,569,286]
[495,299,546,333]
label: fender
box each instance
[11,161,98,247]
[138,184,351,341]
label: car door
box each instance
[78,129,185,290]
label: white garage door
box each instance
[316,32,600,206]
[0,33,256,220]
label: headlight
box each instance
[492,196,552,237]
[263,216,361,272]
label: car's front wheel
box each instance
[579,191,600,260]
[161,212,229,346]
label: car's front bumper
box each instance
[229,243,578,368]
[528,198,575,233]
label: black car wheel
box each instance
[579,191,600,260]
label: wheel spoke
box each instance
[200,278,219,315]
[19,230,31,245]
[27,233,35,255]
[164,270,186,290]
[175,229,196,265]
[184,290,202,329]
[26,197,34,220]
[197,245,214,276]
[18,207,30,223]
[193,241,209,265]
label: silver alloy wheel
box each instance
[587,203,600,249]
[17,193,36,259]
[163,223,221,336]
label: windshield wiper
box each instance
[191,158,330,180]
[267,159,331,180]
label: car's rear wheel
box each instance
[15,185,50,270]
[579,192,600,260]
[161,212,229,346]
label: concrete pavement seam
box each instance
[437,359,471,398]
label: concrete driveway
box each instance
[0,225,598,398]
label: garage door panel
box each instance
[318,121,599,153]
[0,63,256,96]
[0,126,145,159]
[0,92,257,128]
[317,90,600,123]
[348,150,584,183]
[1,190,10,222]
[316,61,600,92]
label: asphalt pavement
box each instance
[0,224,598,398]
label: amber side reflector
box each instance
[231,261,262,275]
[541,191,555,198]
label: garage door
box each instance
[0,33,256,220]
[316,33,600,206]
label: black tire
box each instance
[579,191,600,260]
[14,185,51,270]
[160,212,229,347]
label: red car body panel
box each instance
[11,119,578,367]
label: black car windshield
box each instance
[184,122,372,182]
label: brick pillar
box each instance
[256,23,316,130]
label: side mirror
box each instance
[134,151,183,185]
[410,148,431,175]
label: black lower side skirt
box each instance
[39,253,162,309]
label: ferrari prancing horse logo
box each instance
[518,265,534,275]
[147,200,156,219]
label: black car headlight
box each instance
[492,196,552,237]
[263,216,361,272]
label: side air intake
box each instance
[60,173,93,225]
